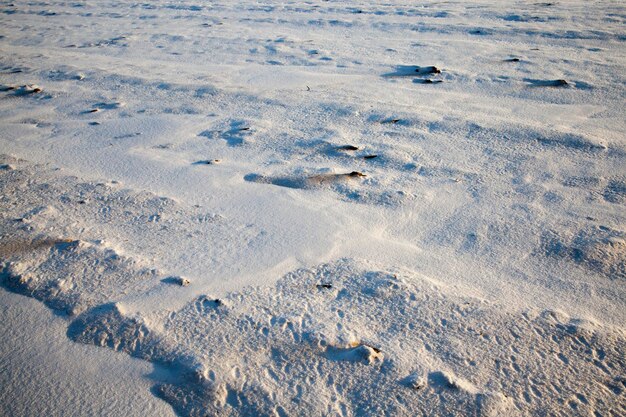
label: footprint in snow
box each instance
[198,120,253,146]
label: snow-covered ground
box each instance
[1,0,625,416]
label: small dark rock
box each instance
[162,276,191,287]
[413,79,443,84]
[193,159,221,165]
[526,79,570,87]
[552,79,569,86]
[415,66,440,75]
[369,345,382,354]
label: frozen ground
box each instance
[0,0,625,416]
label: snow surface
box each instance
[0,287,176,417]
[1,0,625,416]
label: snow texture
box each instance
[1,0,625,416]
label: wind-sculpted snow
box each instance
[1,0,625,415]
[1,159,625,416]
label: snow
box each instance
[1,0,625,416]
[0,288,176,417]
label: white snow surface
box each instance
[1,0,625,416]
[0,287,177,417]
